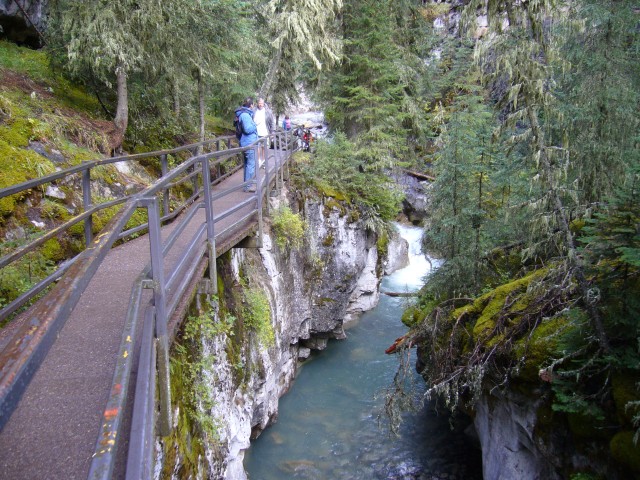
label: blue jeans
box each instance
[243,148,256,184]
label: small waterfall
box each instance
[386,223,440,293]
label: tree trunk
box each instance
[260,42,284,100]
[528,108,610,351]
[113,65,128,154]
[173,81,181,117]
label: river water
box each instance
[244,224,482,479]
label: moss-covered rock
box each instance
[610,431,640,473]
[41,238,64,262]
[612,373,640,427]
[514,314,571,381]
[0,139,55,217]
[567,412,610,440]
[472,269,547,341]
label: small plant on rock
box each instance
[270,205,305,250]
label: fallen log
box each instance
[381,291,419,297]
[402,169,435,182]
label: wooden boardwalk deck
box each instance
[0,163,271,479]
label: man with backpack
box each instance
[234,97,258,192]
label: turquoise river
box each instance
[244,224,482,479]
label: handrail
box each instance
[88,129,298,479]
[0,127,299,478]
[0,135,242,324]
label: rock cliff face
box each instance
[0,0,48,47]
[160,188,408,479]
[473,390,562,480]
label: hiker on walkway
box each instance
[253,97,274,167]
[235,97,258,191]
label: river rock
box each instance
[392,171,430,225]
[45,185,65,200]
[385,227,409,274]
[28,141,65,164]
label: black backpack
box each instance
[234,113,243,140]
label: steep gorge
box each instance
[160,186,410,479]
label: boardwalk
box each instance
[0,146,287,479]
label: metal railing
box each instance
[0,136,242,325]
[0,128,298,478]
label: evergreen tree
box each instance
[48,0,165,147]
[259,0,342,109]
[554,0,640,203]
[321,0,424,170]
[48,0,262,147]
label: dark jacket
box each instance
[235,106,258,147]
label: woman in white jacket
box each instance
[253,97,274,167]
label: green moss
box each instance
[402,304,427,327]
[164,351,206,479]
[0,41,50,81]
[610,431,640,473]
[569,473,602,480]
[322,232,335,247]
[514,315,571,381]
[451,302,479,321]
[567,412,610,440]
[315,297,336,307]
[91,204,148,236]
[324,197,346,216]
[612,373,640,426]
[376,230,389,257]
[316,181,349,203]
[570,218,586,233]
[0,41,100,114]
[41,238,64,262]
[243,286,274,347]
[346,209,360,223]
[0,139,55,217]
[472,269,547,341]
[41,199,71,221]
[205,115,230,136]
[0,117,34,147]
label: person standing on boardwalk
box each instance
[235,97,258,191]
[252,97,274,167]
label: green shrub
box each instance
[298,132,404,227]
[271,205,305,250]
[243,287,274,347]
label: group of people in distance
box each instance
[234,96,294,192]
[234,96,309,192]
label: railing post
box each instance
[160,154,169,217]
[201,158,218,294]
[142,197,172,436]
[192,149,200,194]
[82,168,93,246]
[278,131,284,189]
[255,146,264,249]
[262,138,270,215]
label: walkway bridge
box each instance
[0,131,299,479]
